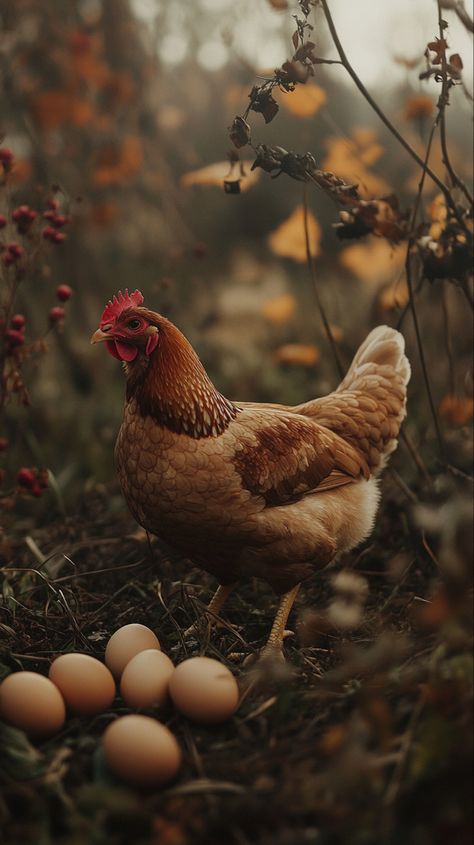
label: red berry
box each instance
[56,284,73,302]
[17,467,35,488]
[0,437,8,452]
[0,147,14,172]
[46,197,60,211]
[30,483,43,497]
[0,215,7,228]
[52,214,68,228]
[11,314,26,330]
[5,329,25,347]
[49,306,65,323]
[12,205,37,233]
[7,242,24,258]
[43,227,67,244]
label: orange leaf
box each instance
[274,343,320,367]
[31,91,94,130]
[260,294,297,324]
[428,193,447,239]
[268,204,321,263]
[93,136,143,186]
[181,161,260,192]
[278,83,327,118]
[323,129,389,198]
[378,280,409,311]
[340,237,407,287]
[9,159,32,186]
[439,394,473,426]
[404,94,434,121]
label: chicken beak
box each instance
[90,328,110,344]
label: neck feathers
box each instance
[125,318,238,438]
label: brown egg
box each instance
[169,657,239,724]
[105,624,161,679]
[49,653,115,716]
[120,649,174,709]
[0,671,66,737]
[102,714,181,787]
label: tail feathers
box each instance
[339,326,411,394]
[298,326,410,475]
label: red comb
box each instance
[100,289,144,327]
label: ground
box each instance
[0,472,472,845]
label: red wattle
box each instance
[115,341,138,362]
[105,339,138,362]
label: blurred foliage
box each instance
[0,0,473,843]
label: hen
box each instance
[92,289,410,657]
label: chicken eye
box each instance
[128,319,141,330]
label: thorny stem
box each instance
[436,0,474,206]
[302,186,344,379]
[319,0,468,227]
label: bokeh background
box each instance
[0,0,472,507]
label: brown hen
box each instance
[92,289,410,657]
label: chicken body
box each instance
[116,400,380,594]
[92,291,410,654]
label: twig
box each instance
[440,285,456,394]
[302,186,345,379]
[400,430,433,488]
[402,103,446,457]
[319,0,465,224]
[436,0,474,206]
[440,0,474,33]
[384,693,425,806]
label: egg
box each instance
[105,624,161,679]
[0,671,66,737]
[169,657,239,724]
[120,649,174,709]
[49,653,115,716]
[102,714,181,787]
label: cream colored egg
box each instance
[169,657,239,724]
[49,653,115,716]
[0,671,66,737]
[102,714,181,787]
[120,649,174,709]
[105,624,161,679]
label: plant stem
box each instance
[319,0,466,223]
[302,187,344,379]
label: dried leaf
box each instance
[248,87,279,124]
[427,37,448,64]
[278,83,327,118]
[274,343,320,367]
[229,116,251,148]
[268,204,321,263]
[260,294,297,324]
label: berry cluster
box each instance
[16,466,49,498]
[0,144,73,514]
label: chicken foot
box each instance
[184,582,236,637]
[261,583,301,659]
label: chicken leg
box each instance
[262,584,300,658]
[184,582,236,637]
